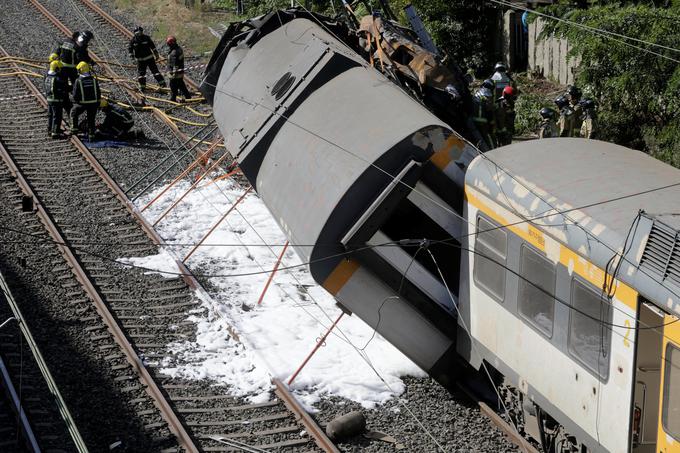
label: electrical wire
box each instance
[469,151,680,334]
[490,0,680,64]
[425,248,528,452]
[18,2,680,436]
[61,0,212,170]
[202,64,680,338]
[12,33,680,337]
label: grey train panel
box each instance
[207,16,474,377]
[212,19,451,265]
[470,138,680,319]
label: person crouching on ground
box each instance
[98,99,142,140]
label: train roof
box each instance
[467,138,680,314]
[484,138,680,238]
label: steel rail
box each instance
[0,43,200,453]
[456,382,540,453]
[0,355,40,452]
[478,402,540,453]
[76,0,201,92]
[7,5,337,449]
[273,379,341,453]
[0,272,87,453]
[27,0,186,138]
[45,4,545,450]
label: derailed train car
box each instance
[202,9,680,453]
[202,10,474,381]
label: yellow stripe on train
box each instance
[466,185,637,311]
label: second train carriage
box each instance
[463,138,680,453]
[202,10,680,452]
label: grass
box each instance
[110,0,235,55]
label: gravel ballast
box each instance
[1,0,522,450]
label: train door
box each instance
[657,312,680,453]
[632,301,664,453]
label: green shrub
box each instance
[538,3,680,165]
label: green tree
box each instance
[539,3,680,163]
[389,0,499,71]
[237,0,500,71]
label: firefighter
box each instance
[53,31,79,85]
[566,85,583,136]
[128,26,166,91]
[471,79,496,150]
[98,99,138,139]
[579,98,596,139]
[491,62,513,99]
[75,31,95,66]
[71,61,101,140]
[495,86,517,146]
[50,53,73,120]
[45,60,68,139]
[555,95,574,137]
[538,107,559,139]
[166,36,192,102]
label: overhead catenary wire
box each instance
[20,8,680,337]
[34,0,680,418]
[489,0,680,64]
[201,71,680,331]
[5,5,488,449]
[0,218,668,336]
[10,8,680,450]
[470,149,680,331]
[60,0,215,171]
[425,248,528,452]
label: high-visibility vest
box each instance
[59,41,76,68]
[45,74,65,103]
[129,35,157,62]
[74,75,99,104]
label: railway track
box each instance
[0,33,336,453]
[75,0,202,92]
[39,3,533,452]
[0,0,533,450]
[0,268,84,452]
[27,0,206,140]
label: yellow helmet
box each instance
[48,53,60,63]
[100,98,109,108]
[76,61,91,74]
[49,60,62,73]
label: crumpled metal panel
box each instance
[211,18,455,273]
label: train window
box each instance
[568,280,612,379]
[473,216,507,302]
[662,344,680,441]
[518,245,555,337]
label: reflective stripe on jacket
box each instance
[57,41,76,67]
[128,34,159,61]
[72,75,100,104]
[167,45,185,79]
[45,73,67,103]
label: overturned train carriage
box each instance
[202,8,680,453]
[201,12,476,381]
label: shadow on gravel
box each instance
[0,253,174,451]
[313,376,517,452]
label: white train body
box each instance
[203,12,680,452]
